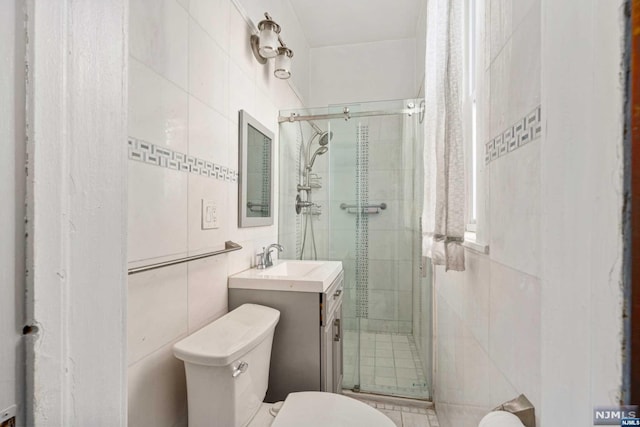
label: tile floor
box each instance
[343,331,430,399]
[349,393,440,427]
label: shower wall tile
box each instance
[369,170,404,202]
[367,200,401,231]
[129,0,188,90]
[329,200,356,230]
[368,290,397,321]
[368,116,404,142]
[369,261,398,290]
[397,261,414,293]
[369,143,403,170]
[397,292,412,321]
[129,58,188,152]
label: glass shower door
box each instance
[326,99,431,399]
[277,98,431,400]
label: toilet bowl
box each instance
[173,304,394,427]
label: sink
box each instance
[257,261,321,277]
[229,260,343,293]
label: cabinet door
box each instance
[322,315,334,392]
[332,301,343,393]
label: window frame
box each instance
[463,0,478,233]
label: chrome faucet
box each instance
[256,243,284,269]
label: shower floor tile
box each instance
[343,331,430,399]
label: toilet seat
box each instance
[271,392,395,427]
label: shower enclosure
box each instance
[278,99,432,399]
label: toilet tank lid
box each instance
[173,304,280,366]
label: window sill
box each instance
[463,231,489,254]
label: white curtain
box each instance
[421,0,466,271]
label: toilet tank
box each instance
[173,304,280,427]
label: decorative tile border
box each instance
[485,105,542,164]
[355,123,369,319]
[128,137,238,183]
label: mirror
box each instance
[238,110,274,227]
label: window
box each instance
[464,0,477,232]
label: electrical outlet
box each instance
[201,199,219,230]
[0,405,16,427]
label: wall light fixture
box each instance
[250,13,294,80]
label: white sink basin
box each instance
[257,261,321,277]
[229,260,343,293]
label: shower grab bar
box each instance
[340,202,387,214]
[128,241,242,275]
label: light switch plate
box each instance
[201,199,219,230]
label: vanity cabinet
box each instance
[229,270,344,402]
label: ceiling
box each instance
[288,0,424,48]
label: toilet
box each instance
[173,304,395,427]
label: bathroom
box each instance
[0,0,635,426]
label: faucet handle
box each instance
[256,249,267,269]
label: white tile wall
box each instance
[188,96,229,166]
[128,341,188,427]
[128,58,188,152]
[188,23,229,117]
[189,0,230,50]
[434,0,542,426]
[127,1,304,425]
[128,160,188,264]
[187,256,229,332]
[128,265,188,365]
[129,0,189,90]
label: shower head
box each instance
[318,131,333,146]
[307,146,329,170]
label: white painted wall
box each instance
[0,1,25,425]
[25,1,128,425]
[309,39,417,106]
[433,0,626,426]
[540,0,625,424]
[126,1,304,425]
[415,0,428,96]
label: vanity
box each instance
[229,260,344,403]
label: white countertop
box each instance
[228,260,343,293]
